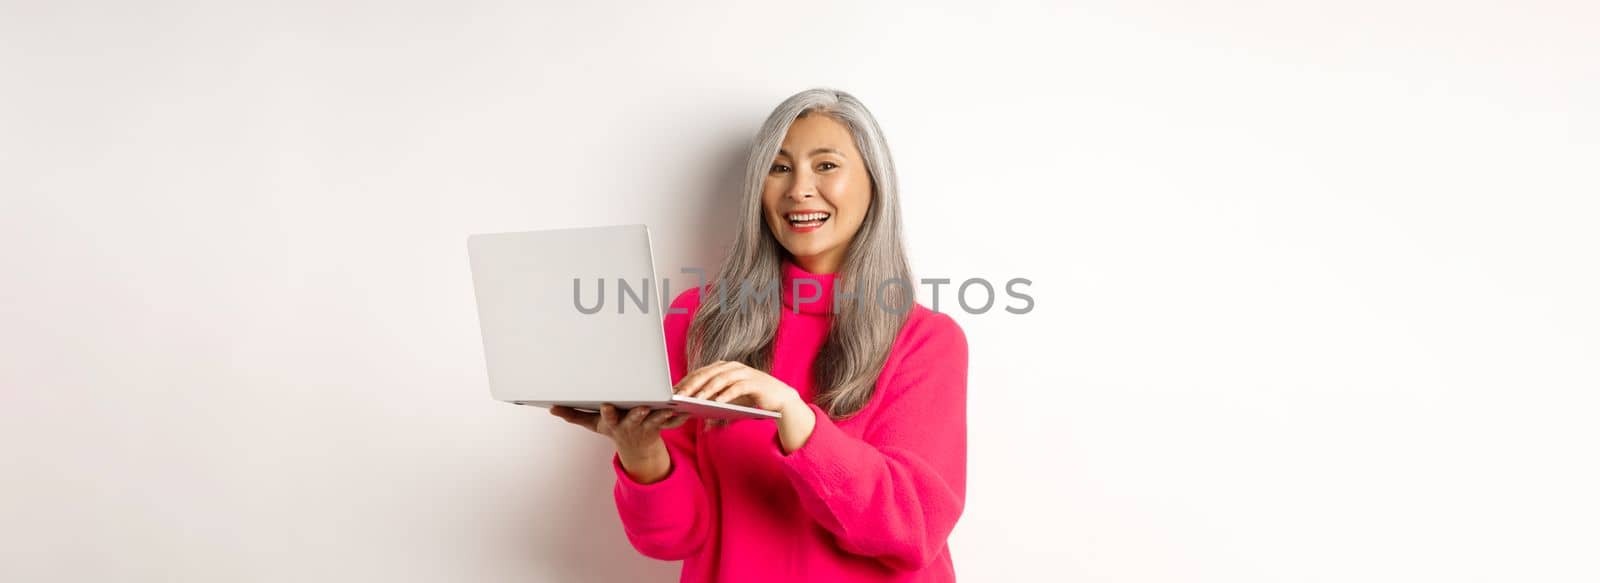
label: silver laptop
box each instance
[466,224,781,420]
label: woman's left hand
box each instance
[674,360,804,416]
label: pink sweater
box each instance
[609,259,969,582]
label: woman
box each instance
[551,87,968,582]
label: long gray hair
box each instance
[687,87,913,420]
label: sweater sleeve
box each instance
[610,287,711,560]
[610,420,710,560]
[774,310,969,571]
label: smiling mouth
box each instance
[785,211,831,228]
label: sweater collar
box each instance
[779,258,837,314]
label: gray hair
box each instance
[687,87,913,419]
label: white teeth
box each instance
[786,212,830,222]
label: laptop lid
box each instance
[466,224,672,404]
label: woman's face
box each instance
[762,113,873,274]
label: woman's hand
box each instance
[674,360,805,415]
[675,360,818,453]
[549,404,688,483]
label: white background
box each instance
[3,1,1597,581]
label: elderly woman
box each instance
[552,87,968,582]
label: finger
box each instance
[621,406,654,430]
[599,404,619,433]
[550,406,599,431]
[569,414,601,432]
[700,368,748,400]
[673,361,726,395]
[660,413,690,429]
[706,380,748,404]
[642,409,678,430]
[674,361,744,397]
[685,366,750,401]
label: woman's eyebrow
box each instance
[777,147,842,157]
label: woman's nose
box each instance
[786,174,817,200]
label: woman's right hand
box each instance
[549,404,688,483]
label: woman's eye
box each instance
[769,164,790,173]
[818,162,838,171]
